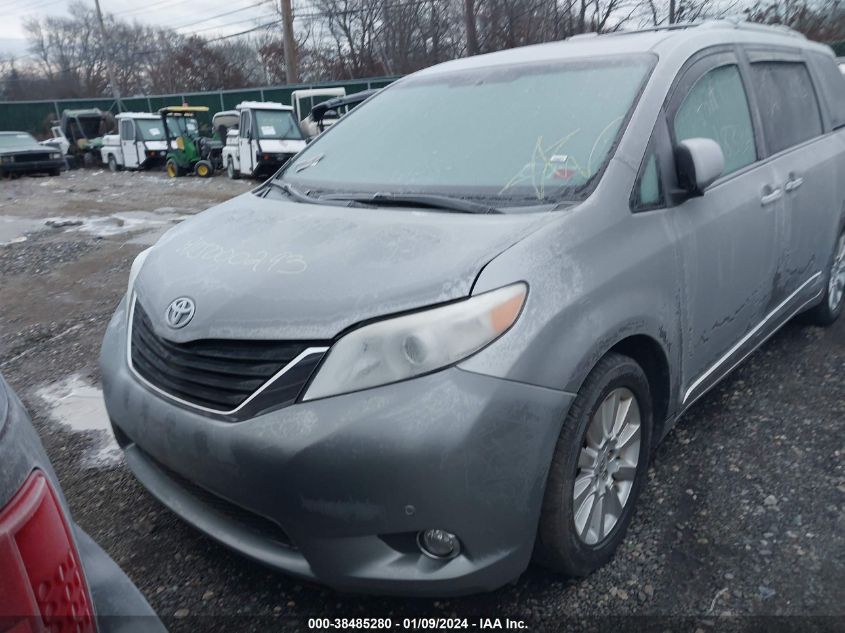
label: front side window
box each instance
[120,120,134,141]
[280,55,656,207]
[673,64,757,176]
[632,151,663,211]
[749,61,823,154]
[254,110,303,140]
[240,111,251,139]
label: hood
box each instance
[0,145,49,155]
[134,193,555,342]
[256,138,306,154]
[142,140,168,151]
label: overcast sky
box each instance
[0,0,282,58]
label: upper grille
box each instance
[130,300,327,414]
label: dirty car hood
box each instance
[134,192,554,341]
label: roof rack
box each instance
[580,18,805,40]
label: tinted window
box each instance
[750,61,823,154]
[674,64,756,175]
[808,52,845,129]
[282,55,656,205]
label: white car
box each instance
[221,101,307,179]
[101,113,169,172]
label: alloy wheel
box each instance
[573,387,641,545]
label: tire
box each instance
[227,157,239,180]
[805,228,845,326]
[195,160,213,178]
[165,159,181,178]
[107,155,119,173]
[534,352,653,577]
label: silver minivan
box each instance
[101,20,845,596]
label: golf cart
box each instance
[291,88,346,138]
[101,112,169,172]
[309,89,380,135]
[42,109,111,167]
[220,101,306,179]
[159,105,221,178]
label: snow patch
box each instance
[36,374,122,468]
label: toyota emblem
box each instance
[165,297,195,329]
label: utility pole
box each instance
[463,0,479,56]
[93,0,123,112]
[281,0,299,84]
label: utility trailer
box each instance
[220,101,306,179]
[100,112,169,172]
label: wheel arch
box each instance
[564,325,676,446]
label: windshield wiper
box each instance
[263,180,363,208]
[319,192,501,214]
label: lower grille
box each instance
[129,299,327,414]
[143,449,295,549]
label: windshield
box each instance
[0,133,38,150]
[280,55,654,206]
[254,109,303,140]
[135,119,165,141]
[165,117,198,138]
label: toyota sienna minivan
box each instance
[100,20,845,596]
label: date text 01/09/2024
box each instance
[307,618,529,630]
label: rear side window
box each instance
[808,52,845,129]
[749,61,823,154]
[673,64,757,175]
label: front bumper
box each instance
[0,159,63,174]
[100,299,573,596]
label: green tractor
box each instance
[159,106,220,178]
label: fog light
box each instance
[417,529,460,560]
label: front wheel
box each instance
[534,352,653,577]
[195,160,213,178]
[805,229,845,326]
[165,158,181,178]
[107,155,119,173]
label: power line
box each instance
[173,0,272,31]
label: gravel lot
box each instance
[0,170,843,632]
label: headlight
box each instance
[127,247,152,297]
[302,282,527,401]
[0,155,13,164]
[50,152,61,159]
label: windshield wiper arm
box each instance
[319,192,501,214]
[263,180,363,208]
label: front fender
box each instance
[460,202,683,418]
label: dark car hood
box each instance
[134,192,555,341]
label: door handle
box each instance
[760,188,783,206]
[785,177,804,192]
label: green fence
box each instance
[0,75,400,137]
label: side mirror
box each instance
[674,138,725,198]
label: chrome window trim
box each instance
[682,272,822,405]
[126,295,329,416]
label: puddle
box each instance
[44,208,192,245]
[36,374,122,468]
[1,208,191,247]
[0,216,44,245]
